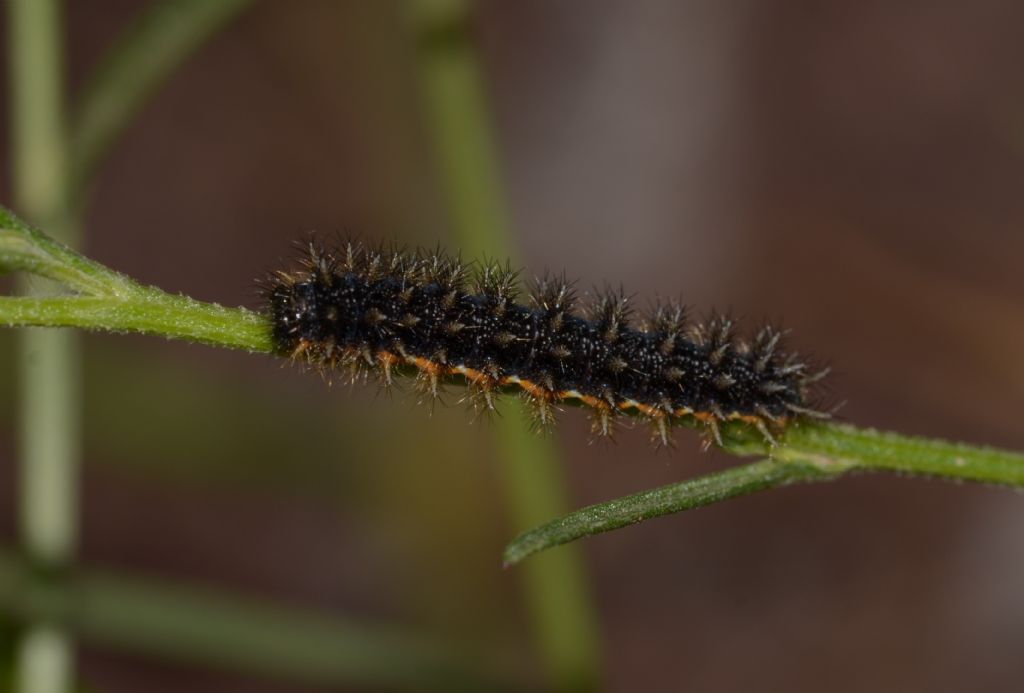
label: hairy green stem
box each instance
[779,421,1024,483]
[0,208,272,351]
[503,421,1024,564]
[0,296,270,352]
[0,208,135,296]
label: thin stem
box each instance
[69,0,255,204]
[0,296,271,352]
[17,628,72,693]
[0,550,518,691]
[0,208,273,352]
[504,421,1024,565]
[404,1,602,689]
[8,1,77,692]
[0,207,136,296]
[778,421,1024,483]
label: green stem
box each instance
[504,421,1024,565]
[8,1,77,692]
[69,0,255,204]
[0,296,270,352]
[0,207,135,296]
[779,421,1024,483]
[0,549,519,691]
[405,1,601,690]
[0,208,272,352]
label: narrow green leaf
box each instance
[0,207,136,296]
[503,459,837,566]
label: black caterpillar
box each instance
[263,240,829,447]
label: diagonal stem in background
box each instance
[69,0,256,207]
[0,549,519,691]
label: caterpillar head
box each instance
[266,278,326,354]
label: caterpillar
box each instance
[262,240,829,448]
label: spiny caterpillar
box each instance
[263,240,829,448]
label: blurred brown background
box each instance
[3,1,1024,691]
